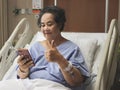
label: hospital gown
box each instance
[28,40,90,90]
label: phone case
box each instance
[18,49,32,60]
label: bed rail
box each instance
[0,18,34,80]
[0,18,119,90]
[94,19,120,90]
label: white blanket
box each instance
[0,78,71,90]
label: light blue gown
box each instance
[28,41,90,90]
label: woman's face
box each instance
[40,13,61,41]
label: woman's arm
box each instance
[57,55,85,86]
[17,66,29,79]
[45,40,86,86]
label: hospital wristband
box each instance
[63,62,73,72]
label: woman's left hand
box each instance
[45,40,63,62]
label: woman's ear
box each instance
[58,23,63,31]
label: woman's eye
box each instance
[40,22,55,27]
[47,23,53,26]
[40,24,45,27]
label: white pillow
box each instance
[30,32,45,45]
[30,32,98,72]
[69,38,98,72]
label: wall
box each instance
[108,0,119,30]
[118,0,120,30]
[7,0,40,37]
[0,0,8,49]
[7,0,119,35]
[0,0,118,49]
[44,0,118,32]
[58,0,105,32]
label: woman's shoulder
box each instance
[29,41,44,49]
[64,40,79,48]
[58,40,80,51]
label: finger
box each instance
[17,55,24,63]
[26,60,35,68]
[46,40,56,49]
[18,58,27,66]
[51,40,56,48]
[46,40,52,49]
[44,51,48,59]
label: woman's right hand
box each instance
[17,55,34,79]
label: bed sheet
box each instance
[1,78,71,90]
[2,32,103,90]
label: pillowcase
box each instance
[69,38,98,72]
[30,32,45,45]
[30,32,98,72]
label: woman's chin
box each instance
[45,37,53,41]
[44,35,54,41]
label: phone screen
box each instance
[17,49,32,60]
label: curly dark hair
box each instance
[37,6,66,31]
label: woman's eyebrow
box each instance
[41,21,52,23]
[47,21,54,23]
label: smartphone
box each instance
[17,49,32,60]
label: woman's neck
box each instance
[47,35,67,47]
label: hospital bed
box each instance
[0,18,119,90]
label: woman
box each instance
[17,6,90,90]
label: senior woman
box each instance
[17,6,90,90]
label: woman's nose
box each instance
[43,25,49,30]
